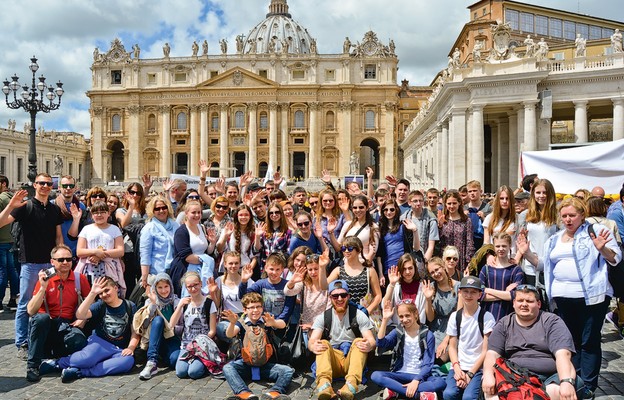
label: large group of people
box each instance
[0,164,622,400]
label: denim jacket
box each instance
[140,218,180,275]
[543,221,622,306]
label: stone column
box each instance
[190,105,199,175]
[523,101,538,151]
[269,102,278,170]
[470,104,485,183]
[219,103,229,175]
[91,107,105,185]
[612,98,624,141]
[497,119,510,188]
[248,103,258,174]
[200,104,208,163]
[383,101,396,178]
[574,100,589,143]
[440,120,449,189]
[280,103,289,175]
[309,102,320,177]
[127,105,141,180]
[339,101,354,176]
[507,112,518,187]
[490,121,499,190]
[450,108,467,188]
[161,105,171,177]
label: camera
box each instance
[42,267,57,280]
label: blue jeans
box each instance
[146,316,181,368]
[371,371,447,398]
[15,262,50,347]
[176,356,206,379]
[58,334,135,377]
[443,369,483,400]
[223,359,294,395]
[27,313,87,369]
[216,320,233,343]
[0,243,19,302]
[555,297,610,391]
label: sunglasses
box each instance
[330,293,349,299]
[61,184,76,189]
[90,193,106,199]
[445,257,458,261]
[309,201,318,207]
[154,206,168,212]
[306,254,320,262]
[53,257,73,263]
[269,211,281,215]
[297,221,310,228]
[187,195,200,200]
[322,198,335,203]
[352,206,366,210]
[128,189,140,196]
[341,246,355,252]
[516,284,539,293]
[383,208,396,213]
[36,181,53,187]
[398,299,414,305]
[215,204,229,210]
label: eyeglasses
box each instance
[128,189,140,196]
[269,211,281,216]
[61,184,75,189]
[341,246,355,252]
[245,305,263,310]
[92,211,108,216]
[215,204,229,210]
[90,193,106,199]
[306,254,320,262]
[36,181,53,187]
[330,293,349,299]
[154,206,168,212]
[445,257,458,262]
[187,195,200,200]
[297,221,310,228]
[186,283,201,290]
[53,257,73,263]
[383,208,396,213]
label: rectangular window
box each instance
[563,20,576,40]
[549,18,562,38]
[553,52,565,61]
[505,9,519,30]
[259,138,268,144]
[364,64,376,79]
[520,12,534,33]
[68,163,73,176]
[0,156,5,175]
[474,12,477,20]
[589,25,602,40]
[211,116,219,131]
[45,161,50,174]
[325,69,335,80]
[292,70,305,79]
[259,70,268,78]
[78,164,82,181]
[482,8,487,16]
[174,72,187,82]
[294,138,304,145]
[535,15,548,36]
[147,73,156,84]
[210,71,219,79]
[17,158,23,182]
[259,114,268,129]
[603,28,614,39]
[210,138,219,145]
[176,140,186,145]
[111,70,122,84]
[576,24,589,40]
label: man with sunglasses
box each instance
[52,175,86,257]
[482,285,582,400]
[308,280,376,400]
[0,173,64,360]
[24,244,91,381]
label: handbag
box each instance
[280,287,310,370]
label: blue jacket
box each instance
[543,221,622,306]
[377,327,436,379]
[140,218,180,275]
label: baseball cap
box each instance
[328,280,349,294]
[459,276,484,291]
[247,182,263,192]
[514,191,530,201]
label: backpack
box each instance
[321,302,367,341]
[10,200,33,254]
[240,319,274,367]
[455,306,486,340]
[389,326,430,370]
[588,223,624,298]
[493,357,550,400]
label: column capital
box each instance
[470,103,486,112]
[339,101,355,111]
[573,99,589,107]
[278,102,289,111]
[522,100,539,108]
[92,106,104,116]
[189,104,200,112]
[159,105,171,113]
[384,101,397,112]
[199,103,209,112]
[309,101,321,111]
[127,105,141,115]
[268,102,279,111]
[219,102,229,111]
[450,107,466,116]
[248,102,258,111]
[612,97,624,106]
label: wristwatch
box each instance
[560,378,575,386]
[466,371,475,379]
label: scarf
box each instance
[149,273,176,308]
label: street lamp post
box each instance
[2,56,64,190]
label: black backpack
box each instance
[455,306,486,340]
[10,200,33,254]
[321,303,366,341]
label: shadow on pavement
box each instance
[0,376,31,393]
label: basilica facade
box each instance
[88,0,399,185]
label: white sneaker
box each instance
[139,360,158,380]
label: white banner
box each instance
[520,140,624,194]
[169,174,239,189]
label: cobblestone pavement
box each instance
[0,305,623,399]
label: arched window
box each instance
[176,112,187,130]
[325,111,335,130]
[147,114,156,131]
[235,111,245,129]
[259,112,268,129]
[211,113,219,131]
[294,110,305,128]
[365,110,375,130]
[111,114,121,131]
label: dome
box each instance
[243,0,314,55]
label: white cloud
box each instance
[0,0,622,137]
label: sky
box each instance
[0,0,622,138]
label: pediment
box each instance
[197,68,278,89]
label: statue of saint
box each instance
[93,47,100,62]
[163,42,171,57]
[133,44,140,59]
[220,39,228,54]
[536,38,549,61]
[349,151,359,175]
[191,41,199,56]
[452,47,461,68]
[54,154,63,175]
[281,38,289,54]
[575,34,586,57]
[389,39,395,55]
[343,37,351,54]
[473,41,483,63]
[524,35,535,57]
[611,29,623,53]
[202,40,208,55]
[236,35,244,53]
[310,38,317,55]
[268,37,277,53]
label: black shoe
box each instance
[7,298,17,310]
[26,367,40,382]
[579,387,595,399]
[0,303,4,313]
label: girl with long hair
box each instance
[482,185,516,245]
[254,201,292,276]
[338,194,380,264]
[438,191,474,275]
[217,204,257,273]
[315,188,345,258]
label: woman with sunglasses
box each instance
[139,196,179,289]
[383,254,427,328]
[204,195,231,247]
[482,185,517,247]
[284,247,330,346]
[327,236,382,315]
[438,190,474,277]
[421,257,460,363]
[376,199,420,288]
[442,246,461,280]
[254,201,292,277]
[216,204,257,273]
[175,189,204,225]
[338,194,380,264]
[289,211,326,255]
[314,189,345,259]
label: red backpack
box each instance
[493,357,550,400]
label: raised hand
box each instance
[70,203,83,220]
[263,312,276,327]
[338,197,350,213]
[162,178,172,192]
[590,227,613,252]
[402,218,417,232]
[388,265,401,285]
[326,217,337,233]
[215,177,225,194]
[222,309,239,324]
[422,280,435,300]
[206,227,217,243]
[381,298,394,320]
[437,209,446,226]
[146,286,157,305]
[223,221,235,237]
[319,247,330,269]
[365,166,374,180]
[241,263,254,282]
[124,192,136,208]
[255,222,266,237]
[313,221,323,238]
[198,160,210,176]
[141,173,153,192]
[290,264,307,285]
[243,192,253,206]
[273,171,283,186]
[515,232,530,256]
[90,276,108,296]
[320,169,331,184]
[385,175,398,187]
[206,276,219,300]
[8,190,28,209]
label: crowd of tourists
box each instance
[0,164,622,400]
